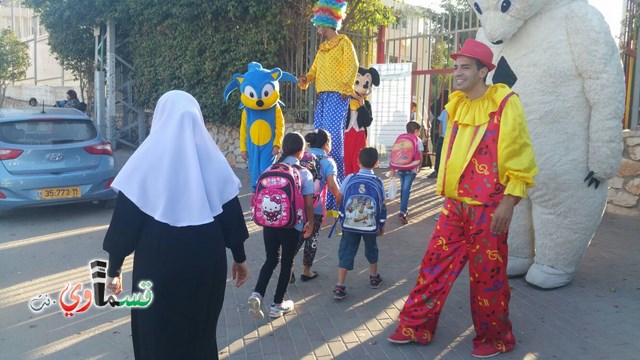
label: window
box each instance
[0,120,97,145]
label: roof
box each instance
[0,107,90,121]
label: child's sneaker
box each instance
[247,292,264,320]
[399,213,408,225]
[269,300,294,318]
[370,274,383,288]
[333,285,347,300]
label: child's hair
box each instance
[406,121,421,133]
[305,129,330,149]
[277,132,305,163]
[358,147,378,169]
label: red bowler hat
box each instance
[450,39,496,71]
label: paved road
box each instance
[0,148,638,359]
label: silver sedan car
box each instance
[0,107,117,212]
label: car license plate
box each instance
[36,187,81,200]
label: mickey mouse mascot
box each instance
[344,66,380,175]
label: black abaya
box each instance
[103,192,248,360]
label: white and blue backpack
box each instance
[336,174,385,235]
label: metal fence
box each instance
[278,26,377,125]
[621,0,639,130]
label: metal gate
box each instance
[384,9,479,132]
[621,0,639,130]
[379,8,479,163]
[276,2,481,131]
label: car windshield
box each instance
[0,119,97,145]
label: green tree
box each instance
[119,0,285,125]
[23,0,117,114]
[278,0,394,119]
[22,0,395,124]
[425,0,474,111]
[0,29,30,107]
[343,0,396,32]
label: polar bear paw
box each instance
[584,171,601,189]
[507,256,533,278]
[524,263,573,290]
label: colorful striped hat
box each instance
[311,0,347,30]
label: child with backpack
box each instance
[389,121,424,225]
[333,147,387,300]
[292,129,341,282]
[248,132,315,319]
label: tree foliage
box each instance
[423,0,474,113]
[23,0,117,113]
[117,1,285,125]
[23,0,394,124]
[0,29,30,107]
[343,0,396,32]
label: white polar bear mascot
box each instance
[469,0,625,289]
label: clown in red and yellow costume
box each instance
[387,39,537,359]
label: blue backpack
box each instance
[337,174,385,235]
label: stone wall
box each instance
[607,130,640,216]
[211,124,640,217]
[206,122,314,168]
[5,85,75,107]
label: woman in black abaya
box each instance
[103,90,249,359]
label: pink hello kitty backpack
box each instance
[251,163,305,228]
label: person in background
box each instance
[103,90,250,360]
[28,97,38,107]
[64,90,80,109]
[410,101,422,123]
[428,90,450,179]
[389,121,424,225]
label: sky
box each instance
[402,0,626,41]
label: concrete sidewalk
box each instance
[114,148,640,360]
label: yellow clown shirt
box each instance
[299,34,359,96]
[437,84,538,204]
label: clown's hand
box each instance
[584,171,601,189]
[298,76,308,87]
[240,151,248,162]
[352,93,365,107]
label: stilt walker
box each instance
[298,0,358,216]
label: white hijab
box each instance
[111,90,242,227]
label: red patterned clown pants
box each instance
[395,198,516,353]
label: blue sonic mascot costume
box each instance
[224,62,297,191]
